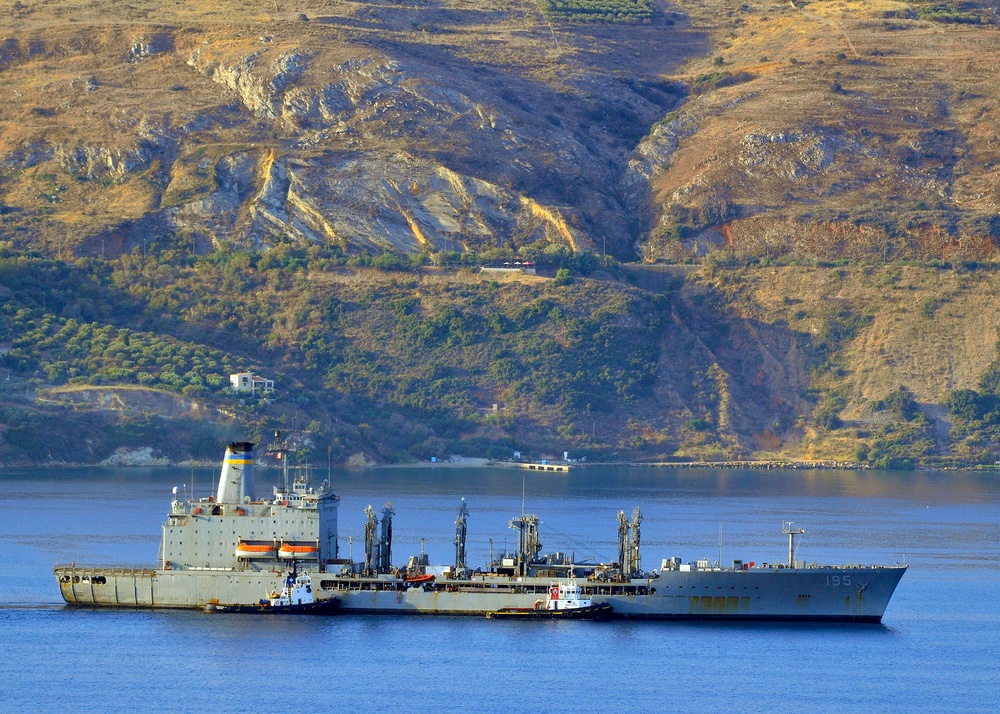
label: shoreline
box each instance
[4,456,998,472]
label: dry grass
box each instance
[644,0,1000,259]
[4,0,997,260]
[0,0,707,252]
[706,264,1000,410]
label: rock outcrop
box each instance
[0,5,679,258]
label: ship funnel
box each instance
[216,442,255,503]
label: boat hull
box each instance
[54,566,338,610]
[54,565,906,622]
[205,598,340,615]
[486,603,614,620]
[324,566,906,622]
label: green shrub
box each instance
[537,0,653,23]
[883,385,920,421]
[912,3,990,24]
[691,71,755,95]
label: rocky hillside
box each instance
[687,262,1000,464]
[4,2,1000,467]
[0,0,689,259]
[3,1,999,263]
[637,0,1000,262]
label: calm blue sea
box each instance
[1,465,997,713]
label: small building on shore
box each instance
[230,371,274,394]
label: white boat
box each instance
[486,580,613,620]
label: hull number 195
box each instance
[826,575,851,586]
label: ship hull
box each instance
[55,567,339,610]
[487,603,614,620]
[205,599,341,615]
[55,565,906,622]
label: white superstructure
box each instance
[57,438,341,608]
[160,441,337,572]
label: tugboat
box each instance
[486,580,613,620]
[205,571,340,615]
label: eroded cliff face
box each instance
[0,1,688,258]
[3,2,1000,263]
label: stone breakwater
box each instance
[582,460,868,470]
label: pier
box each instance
[519,462,570,473]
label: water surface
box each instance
[1,465,997,712]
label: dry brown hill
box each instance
[638,0,1000,262]
[3,1,998,262]
[1,0,695,258]
[5,2,1000,467]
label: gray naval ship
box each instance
[55,439,907,621]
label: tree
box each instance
[946,389,984,422]
[884,386,919,421]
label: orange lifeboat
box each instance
[235,542,276,559]
[278,543,319,559]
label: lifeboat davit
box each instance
[235,542,276,559]
[278,543,319,559]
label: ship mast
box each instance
[617,507,642,580]
[783,522,805,568]
[617,510,628,578]
[509,513,540,577]
[379,502,394,573]
[630,506,642,577]
[268,430,291,496]
[364,505,377,576]
[454,499,468,576]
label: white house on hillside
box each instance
[230,371,274,394]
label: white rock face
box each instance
[53,142,154,182]
[738,130,844,180]
[100,447,170,467]
[167,46,601,251]
[128,34,173,62]
[165,147,577,253]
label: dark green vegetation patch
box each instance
[0,252,668,465]
[901,1,997,24]
[537,0,653,24]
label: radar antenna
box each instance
[783,522,805,568]
[267,430,292,496]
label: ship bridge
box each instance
[159,440,338,571]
